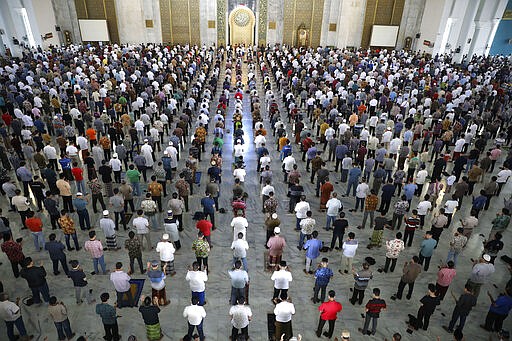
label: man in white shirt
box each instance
[231,232,249,271]
[415,165,429,196]
[294,196,310,231]
[444,195,460,227]
[43,143,58,170]
[110,262,133,307]
[109,153,122,183]
[325,192,342,230]
[416,195,432,228]
[233,140,245,158]
[351,179,369,212]
[231,211,249,241]
[273,292,295,340]
[133,210,151,251]
[282,155,296,182]
[156,234,176,276]
[0,293,30,340]
[229,296,253,340]
[271,261,293,303]
[496,166,512,195]
[183,296,207,340]
[341,232,358,274]
[185,262,208,306]
[261,181,275,212]
[233,166,246,183]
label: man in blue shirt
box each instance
[403,180,418,211]
[200,193,216,229]
[335,144,348,172]
[471,190,487,218]
[306,144,318,172]
[418,231,437,271]
[304,231,323,274]
[16,162,33,197]
[59,155,73,181]
[313,258,333,303]
[344,164,362,197]
[73,192,91,230]
[481,287,512,332]
[228,260,249,305]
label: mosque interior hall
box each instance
[0,0,511,341]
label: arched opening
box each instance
[228,6,256,46]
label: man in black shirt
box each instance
[443,284,477,333]
[19,257,50,304]
[408,283,440,331]
[138,296,162,340]
[30,175,46,211]
[379,180,395,214]
[330,212,348,250]
[44,233,69,276]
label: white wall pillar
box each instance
[199,0,217,47]
[396,0,426,50]
[266,0,284,46]
[320,0,342,47]
[336,0,366,49]
[115,0,162,44]
[451,0,480,62]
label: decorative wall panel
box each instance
[282,0,324,47]
[258,0,268,46]
[361,0,405,48]
[159,0,171,42]
[217,0,227,46]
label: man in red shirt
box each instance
[316,290,343,338]
[1,233,25,277]
[71,162,86,194]
[25,211,45,251]
[196,214,213,247]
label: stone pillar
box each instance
[50,0,80,44]
[320,0,342,47]
[266,0,284,46]
[396,0,426,50]
[200,0,217,47]
[450,0,479,62]
[336,0,366,49]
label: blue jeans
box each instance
[298,231,308,248]
[326,215,336,230]
[92,255,106,274]
[32,231,45,251]
[65,233,80,250]
[131,182,141,196]
[233,257,248,271]
[31,282,50,303]
[446,249,460,266]
[77,209,91,230]
[295,217,302,230]
[5,317,27,341]
[54,318,73,340]
[192,291,205,306]
[346,178,357,196]
[187,320,205,341]
[76,180,86,194]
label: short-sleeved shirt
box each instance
[318,300,343,321]
[139,305,160,325]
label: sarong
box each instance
[161,260,175,275]
[105,182,114,197]
[370,230,383,247]
[152,287,170,306]
[106,234,117,249]
[146,322,162,341]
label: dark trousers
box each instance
[379,199,391,214]
[52,256,69,275]
[204,211,215,229]
[64,233,79,250]
[384,257,397,272]
[435,283,449,300]
[273,288,288,300]
[124,199,135,213]
[152,196,163,212]
[418,253,432,271]
[92,194,106,213]
[62,196,74,212]
[483,311,507,331]
[187,321,205,341]
[129,255,144,274]
[414,306,433,330]
[54,318,73,340]
[392,213,404,229]
[196,257,208,270]
[275,320,292,341]
[403,229,415,247]
[49,214,60,230]
[5,316,27,341]
[103,322,120,341]
[31,282,51,303]
[350,288,365,304]
[116,289,133,308]
[231,326,248,340]
[316,319,335,338]
[9,260,21,278]
[362,314,379,335]
[230,286,245,305]
[114,211,127,230]
[448,307,468,331]
[330,233,344,249]
[313,284,327,302]
[396,280,414,299]
[77,209,91,230]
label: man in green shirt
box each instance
[95,292,120,341]
[126,164,141,197]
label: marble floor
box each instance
[0,57,510,341]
